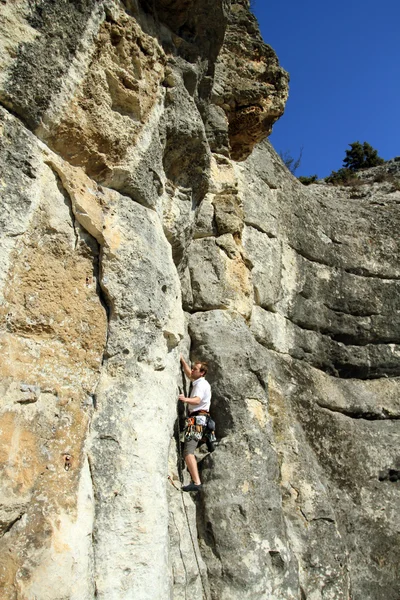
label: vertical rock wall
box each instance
[0,1,399,600]
[0,107,106,599]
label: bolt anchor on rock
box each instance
[63,454,72,471]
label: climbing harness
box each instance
[184,413,207,441]
[184,410,216,452]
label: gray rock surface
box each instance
[0,1,399,600]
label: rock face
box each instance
[0,2,399,600]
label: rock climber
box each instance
[178,354,212,492]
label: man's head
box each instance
[191,361,208,380]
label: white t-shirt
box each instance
[189,377,211,414]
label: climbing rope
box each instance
[176,364,188,484]
[179,490,209,600]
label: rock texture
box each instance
[0,1,399,599]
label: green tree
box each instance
[343,141,384,171]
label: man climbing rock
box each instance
[179,355,212,492]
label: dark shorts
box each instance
[183,437,199,457]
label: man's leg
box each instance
[182,438,202,491]
[185,453,201,485]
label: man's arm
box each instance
[180,354,192,379]
[178,394,200,406]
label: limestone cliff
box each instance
[0,2,399,599]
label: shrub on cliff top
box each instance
[298,174,318,186]
[325,141,385,186]
[343,141,384,171]
[325,168,361,186]
[292,141,386,186]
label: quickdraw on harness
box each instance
[184,410,216,452]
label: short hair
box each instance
[194,361,208,376]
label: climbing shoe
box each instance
[182,482,203,493]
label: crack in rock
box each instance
[315,402,400,421]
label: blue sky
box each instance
[252,0,400,178]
